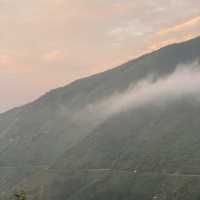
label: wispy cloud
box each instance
[158,16,200,36]
[147,32,200,52]
[78,63,200,123]
[0,54,13,66]
[108,21,149,38]
[43,50,65,62]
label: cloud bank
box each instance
[78,63,200,123]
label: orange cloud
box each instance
[158,16,200,36]
[43,50,65,62]
[146,32,200,54]
[147,39,177,52]
[0,53,33,73]
[0,54,16,66]
[111,2,133,12]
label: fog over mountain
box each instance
[1,37,200,199]
[80,62,200,123]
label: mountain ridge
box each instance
[1,36,200,116]
[1,36,200,199]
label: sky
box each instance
[0,0,200,112]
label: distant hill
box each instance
[1,36,200,199]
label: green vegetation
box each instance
[1,37,200,199]
[12,191,26,200]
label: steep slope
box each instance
[1,36,200,199]
[1,37,200,166]
[57,100,200,172]
[46,94,200,200]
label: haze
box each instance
[0,0,200,112]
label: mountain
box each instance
[1,36,200,199]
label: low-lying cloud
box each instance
[77,63,200,124]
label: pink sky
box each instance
[0,0,200,112]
